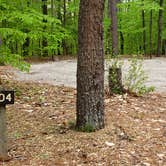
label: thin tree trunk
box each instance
[42,0,48,56]
[142,0,146,55]
[76,0,105,131]
[22,0,31,56]
[62,0,67,55]
[51,0,55,61]
[118,0,124,55]
[108,0,119,56]
[51,0,54,16]
[149,10,153,58]
[157,0,164,57]
[162,39,166,55]
[57,0,62,55]
[120,31,124,55]
[23,36,30,56]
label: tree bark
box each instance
[57,0,62,55]
[108,0,119,56]
[109,67,124,95]
[149,10,153,58]
[157,0,164,57]
[118,0,124,55]
[42,0,48,56]
[76,0,105,131]
[162,39,166,55]
[62,0,67,55]
[51,0,55,60]
[120,31,124,55]
[142,0,146,55]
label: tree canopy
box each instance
[0,0,165,69]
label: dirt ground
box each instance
[0,60,165,165]
[13,57,166,92]
[0,66,165,165]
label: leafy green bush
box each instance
[124,55,155,96]
[0,46,30,71]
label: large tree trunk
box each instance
[108,0,119,56]
[76,0,105,131]
[157,0,164,57]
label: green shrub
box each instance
[124,55,155,96]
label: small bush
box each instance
[124,55,155,96]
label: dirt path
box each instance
[13,58,166,92]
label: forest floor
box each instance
[13,57,166,92]
[0,65,166,166]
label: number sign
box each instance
[0,91,14,106]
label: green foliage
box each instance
[68,120,76,129]
[0,0,165,66]
[0,46,30,71]
[77,124,95,133]
[107,56,124,94]
[108,68,123,94]
[0,0,70,69]
[117,0,162,55]
[124,55,155,96]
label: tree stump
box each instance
[108,67,124,95]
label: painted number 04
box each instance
[0,93,12,102]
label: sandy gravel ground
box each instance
[13,58,166,92]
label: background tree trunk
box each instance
[108,0,119,56]
[42,0,48,56]
[157,0,164,57]
[62,0,67,55]
[149,9,153,58]
[76,0,105,131]
[142,0,146,55]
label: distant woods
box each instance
[0,0,165,60]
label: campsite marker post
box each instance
[0,91,14,161]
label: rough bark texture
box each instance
[108,0,119,56]
[157,0,164,57]
[76,0,105,130]
[0,106,8,161]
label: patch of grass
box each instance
[78,124,95,133]
[68,120,76,129]
[13,132,22,139]
[14,87,22,97]
[68,121,95,132]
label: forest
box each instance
[0,0,166,69]
[0,0,166,165]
